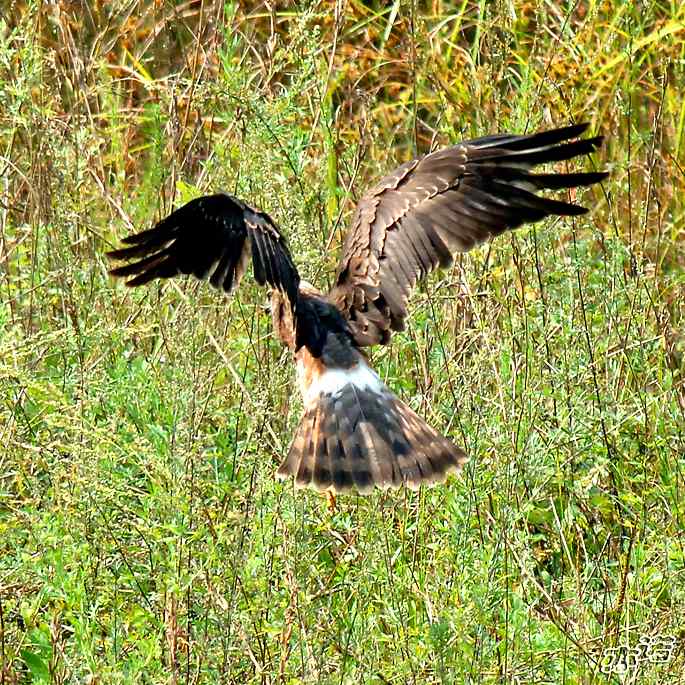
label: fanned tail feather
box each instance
[277,382,467,494]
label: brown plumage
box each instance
[106,122,607,494]
[278,373,467,493]
[329,122,608,346]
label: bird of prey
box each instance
[107,122,607,494]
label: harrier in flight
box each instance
[107,123,607,494]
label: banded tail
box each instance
[277,351,467,493]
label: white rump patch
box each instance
[303,363,384,405]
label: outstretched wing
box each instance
[329,123,608,347]
[107,192,301,334]
[107,193,299,301]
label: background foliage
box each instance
[1,1,684,683]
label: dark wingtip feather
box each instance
[121,232,149,245]
[549,122,590,137]
[515,122,591,148]
[121,271,164,287]
[469,122,593,152]
[529,170,609,190]
[119,222,175,245]
[108,263,139,277]
[513,136,605,165]
[106,246,140,260]
[584,135,605,151]
[565,121,591,136]
[559,204,590,216]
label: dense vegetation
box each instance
[1,1,684,682]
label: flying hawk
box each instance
[107,122,607,494]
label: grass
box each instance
[1,0,685,683]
